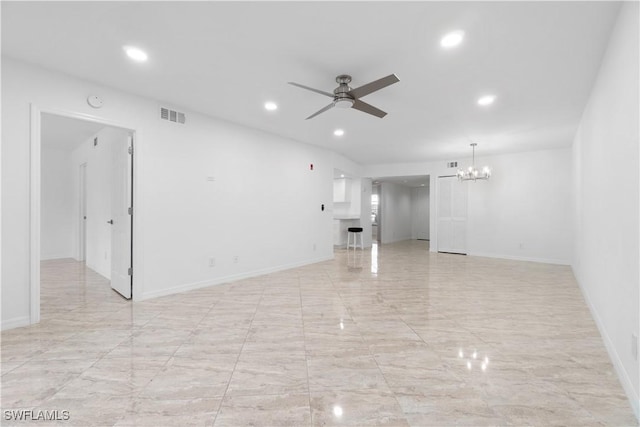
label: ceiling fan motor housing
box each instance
[334,74,354,108]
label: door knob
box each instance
[107,220,114,224]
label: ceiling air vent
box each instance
[160,107,186,124]
[447,161,458,168]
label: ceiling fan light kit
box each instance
[458,143,491,181]
[288,73,399,119]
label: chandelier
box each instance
[457,143,491,181]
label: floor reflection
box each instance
[370,242,378,274]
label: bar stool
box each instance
[347,227,364,250]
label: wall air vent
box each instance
[447,161,458,168]
[160,107,186,124]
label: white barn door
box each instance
[437,176,467,254]
[110,133,133,299]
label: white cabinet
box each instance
[333,178,351,203]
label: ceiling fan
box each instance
[288,74,399,120]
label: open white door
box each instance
[110,133,133,298]
[78,163,87,261]
[437,176,467,254]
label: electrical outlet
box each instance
[233,256,239,264]
[632,334,638,361]
[313,243,317,251]
[518,243,524,250]
[209,257,216,267]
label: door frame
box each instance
[30,104,140,325]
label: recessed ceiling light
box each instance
[334,129,345,137]
[440,30,465,48]
[124,46,148,62]
[340,174,345,178]
[264,101,278,111]
[477,95,496,106]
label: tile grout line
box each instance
[211,281,267,427]
[30,306,148,419]
[108,297,222,424]
[151,295,230,424]
[322,252,410,422]
[298,272,314,427]
[330,247,427,426]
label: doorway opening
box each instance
[371,189,380,243]
[31,108,136,324]
[370,175,430,245]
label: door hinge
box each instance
[128,146,133,155]
[128,207,133,215]
[127,267,133,276]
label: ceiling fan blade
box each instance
[306,103,335,120]
[348,74,400,99]
[352,99,387,118]
[288,82,334,98]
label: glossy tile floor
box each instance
[2,241,637,426]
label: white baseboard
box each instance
[466,251,570,265]
[40,253,74,261]
[574,267,640,421]
[381,236,413,245]
[1,316,30,331]
[140,255,334,301]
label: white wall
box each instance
[40,147,74,260]
[380,182,412,244]
[466,149,572,264]
[572,2,639,417]
[365,146,573,264]
[410,186,429,240]
[1,58,336,328]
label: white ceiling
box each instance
[2,2,620,165]
[41,113,105,151]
